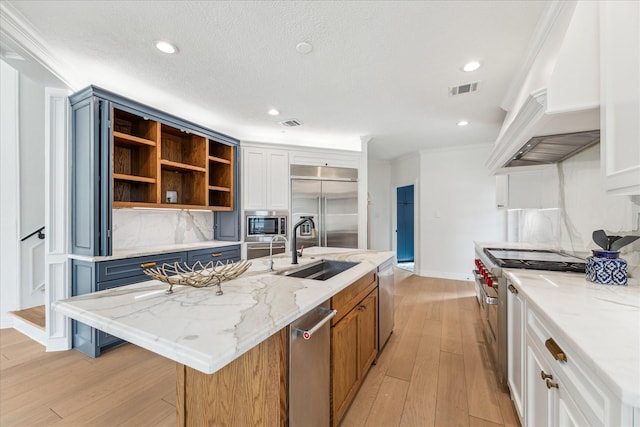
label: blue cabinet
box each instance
[69,86,242,257]
[72,245,240,357]
[188,245,241,265]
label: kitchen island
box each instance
[54,247,394,426]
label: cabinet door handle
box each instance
[211,252,223,257]
[546,379,559,389]
[540,370,553,380]
[508,284,519,295]
[545,338,567,362]
[359,305,366,312]
[140,262,157,268]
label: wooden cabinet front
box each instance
[330,271,378,427]
[357,289,378,378]
[331,307,360,424]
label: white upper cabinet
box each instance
[242,146,289,210]
[600,0,640,195]
[500,165,559,209]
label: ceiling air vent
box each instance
[279,119,303,127]
[449,81,479,96]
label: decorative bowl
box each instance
[143,259,251,294]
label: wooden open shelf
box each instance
[160,159,207,173]
[113,131,156,147]
[113,173,156,184]
[111,107,234,210]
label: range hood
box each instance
[504,129,599,167]
[487,1,600,172]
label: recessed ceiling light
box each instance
[463,61,481,72]
[296,42,313,54]
[155,40,178,54]
[268,109,280,116]
[457,120,469,127]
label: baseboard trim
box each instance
[12,318,47,346]
[1,315,15,329]
[414,269,474,282]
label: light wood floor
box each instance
[10,305,46,330]
[0,275,518,427]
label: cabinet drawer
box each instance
[97,252,187,282]
[331,271,376,324]
[527,306,608,424]
[187,245,240,265]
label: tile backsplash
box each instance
[508,144,640,279]
[112,209,214,251]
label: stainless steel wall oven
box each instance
[245,210,288,242]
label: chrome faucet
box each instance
[291,216,316,264]
[269,235,288,272]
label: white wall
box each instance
[367,159,391,250]
[19,74,45,237]
[419,145,506,280]
[1,61,21,327]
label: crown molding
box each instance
[0,2,80,89]
[500,1,577,113]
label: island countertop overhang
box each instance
[54,247,394,374]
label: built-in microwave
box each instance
[245,210,288,242]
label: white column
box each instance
[0,60,21,327]
[45,88,71,351]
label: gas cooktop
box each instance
[484,248,586,273]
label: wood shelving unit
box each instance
[112,109,159,205]
[208,140,234,210]
[111,107,235,210]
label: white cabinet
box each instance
[600,0,640,195]
[525,333,592,427]
[242,147,289,210]
[507,281,525,424]
[289,149,360,169]
[525,340,553,427]
[522,303,623,427]
[501,165,559,209]
[506,282,637,427]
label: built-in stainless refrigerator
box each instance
[291,165,358,250]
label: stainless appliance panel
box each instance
[289,300,334,427]
[291,179,322,250]
[378,258,395,352]
[322,180,358,249]
[291,165,359,251]
[290,164,358,181]
[246,242,286,260]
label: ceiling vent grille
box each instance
[279,119,303,127]
[449,81,480,96]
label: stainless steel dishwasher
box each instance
[378,258,395,351]
[289,300,336,427]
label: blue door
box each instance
[396,185,414,263]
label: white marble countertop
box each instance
[69,240,242,262]
[504,268,640,407]
[54,247,394,374]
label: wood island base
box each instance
[176,329,287,426]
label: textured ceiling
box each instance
[5,0,546,160]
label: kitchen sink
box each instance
[277,259,360,281]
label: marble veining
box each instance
[504,268,640,407]
[54,248,394,375]
[112,209,214,252]
[506,145,640,278]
